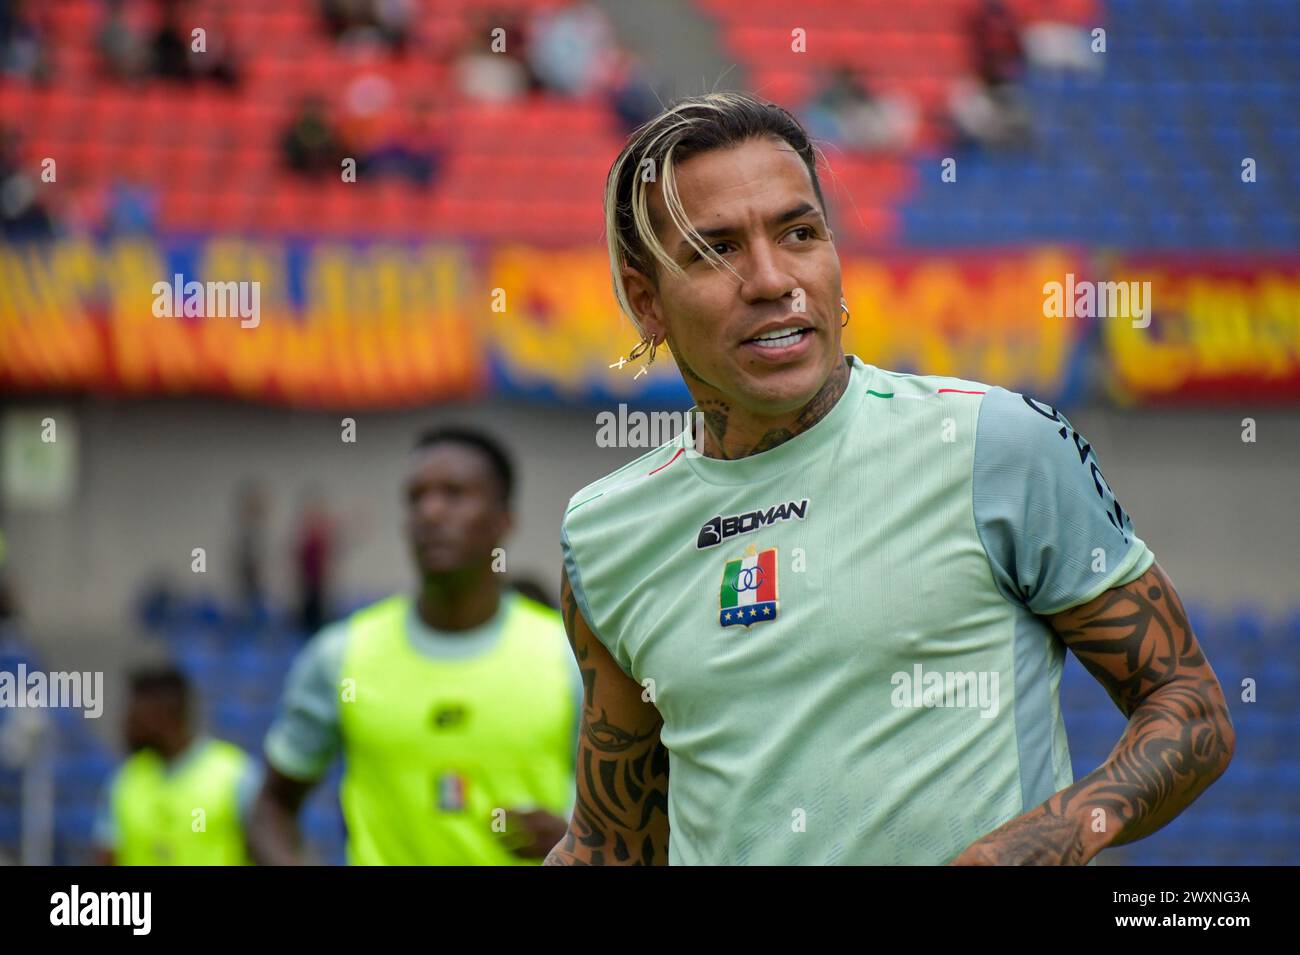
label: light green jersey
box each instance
[561,355,1154,864]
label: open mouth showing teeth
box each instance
[747,327,810,349]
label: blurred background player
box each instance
[248,428,580,865]
[92,666,257,865]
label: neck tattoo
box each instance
[699,356,851,461]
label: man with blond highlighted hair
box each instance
[546,92,1233,866]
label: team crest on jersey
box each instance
[719,545,778,628]
[436,770,466,811]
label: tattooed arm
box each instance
[949,561,1235,865]
[543,567,671,865]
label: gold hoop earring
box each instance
[627,335,653,362]
[840,298,851,328]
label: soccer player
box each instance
[248,428,580,865]
[93,666,257,866]
[545,92,1235,865]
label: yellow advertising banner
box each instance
[0,239,1094,406]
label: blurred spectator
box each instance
[948,0,1033,151]
[332,64,447,186]
[0,171,54,239]
[804,67,919,154]
[149,1,239,87]
[293,490,337,636]
[0,527,14,628]
[527,1,616,97]
[149,2,190,81]
[281,96,346,177]
[319,0,360,38]
[360,96,445,187]
[103,164,159,237]
[1022,20,1104,77]
[0,127,55,239]
[971,0,1025,87]
[319,0,413,52]
[606,50,662,134]
[97,0,149,82]
[338,66,395,164]
[371,0,414,52]
[186,12,240,88]
[0,0,51,81]
[455,11,540,104]
[233,482,269,625]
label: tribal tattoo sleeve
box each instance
[950,561,1236,865]
[543,571,670,865]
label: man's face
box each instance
[124,693,180,754]
[404,444,511,577]
[628,135,844,416]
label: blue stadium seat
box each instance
[0,807,19,845]
[53,805,95,842]
[899,0,1298,251]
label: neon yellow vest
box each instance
[338,593,576,865]
[111,738,251,866]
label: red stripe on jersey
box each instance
[937,388,986,395]
[647,448,684,475]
